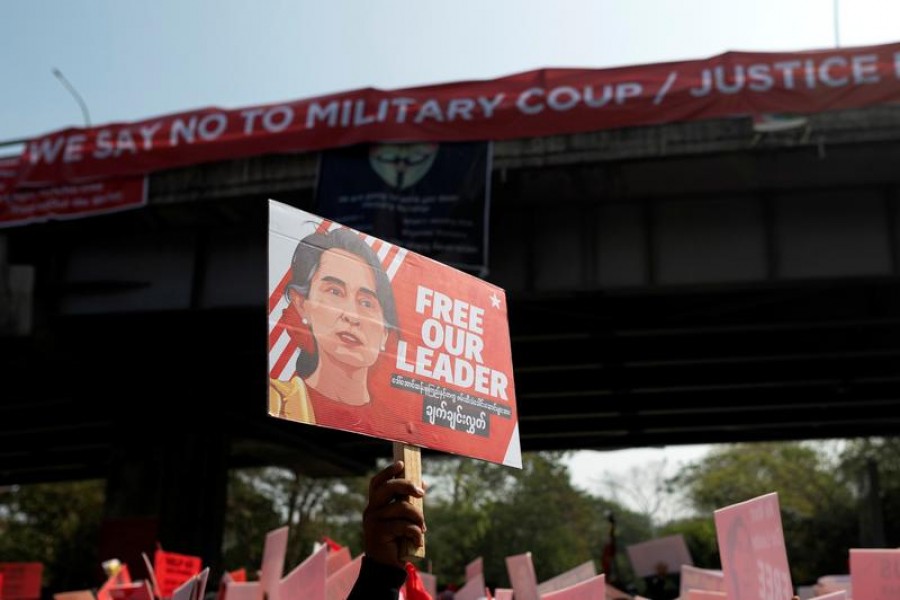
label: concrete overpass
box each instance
[2,104,900,566]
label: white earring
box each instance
[302,317,308,325]
[381,343,386,351]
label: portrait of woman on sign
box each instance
[269,226,404,437]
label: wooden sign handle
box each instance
[393,442,426,560]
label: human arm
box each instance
[347,460,426,600]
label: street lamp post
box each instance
[834,0,841,48]
[52,67,91,127]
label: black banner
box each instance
[315,141,491,274]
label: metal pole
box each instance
[833,0,841,48]
[0,138,29,149]
[52,68,91,127]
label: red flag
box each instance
[403,563,432,600]
[320,537,343,552]
[226,570,245,583]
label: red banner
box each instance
[0,156,146,227]
[14,42,900,186]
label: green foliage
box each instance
[421,452,652,591]
[221,467,369,572]
[290,473,368,563]
[659,516,720,570]
[419,455,516,588]
[669,441,860,585]
[218,452,659,592]
[582,495,656,588]
[839,437,900,547]
[0,480,105,593]
[221,469,283,571]
[670,442,846,516]
[481,453,599,585]
[7,438,899,596]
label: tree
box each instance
[591,494,656,590]
[222,469,283,572]
[598,458,681,535]
[222,467,369,572]
[838,437,900,548]
[0,480,105,593]
[478,453,591,585]
[669,442,857,584]
[418,452,655,591]
[421,453,516,588]
[659,516,721,571]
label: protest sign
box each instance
[325,547,351,577]
[814,592,848,600]
[53,592,94,600]
[278,545,327,600]
[267,199,520,468]
[626,534,693,577]
[537,560,596,595]
[714,492,793,600]
[227,570,246,583]
[850,548,900,600]
[170,569,208,600]
[259,527,289,600]
[219,582,260,600]
[454,573,485,600]
[418,573,437,599]
[465,557,484,581]
[97,566,132,600]
[108,582,153,600]
[685,591,726,600]
[325,555,362,600]
[153,550,201,599]
[679,565,726,598]
[540,574,606,600]
[504,553,539,600]
[140,554,161,600]
[0,563,42,600]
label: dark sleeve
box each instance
[347,556,408,600]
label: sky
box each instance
[3,1,896,513]
[564,445,713,522]
[3,0,900,144]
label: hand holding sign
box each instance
[268,200,518,565]
[362,460,426,568]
